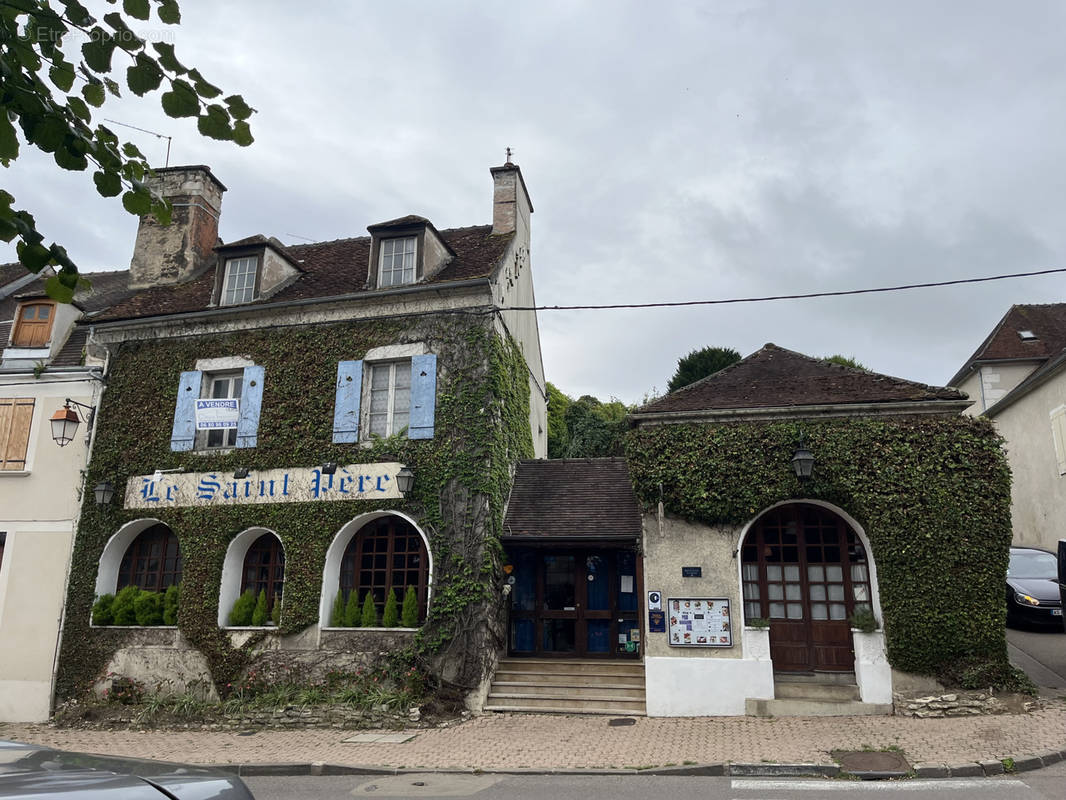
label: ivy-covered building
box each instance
[55,161,546,704]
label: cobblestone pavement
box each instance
[4,701,1066,772]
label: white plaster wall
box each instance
[852,629,893,704]
[646,653,774,716]
[260,247,300,295]
[992,373,1066,551]
[218,528,283,627]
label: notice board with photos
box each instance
[667,597,732,647]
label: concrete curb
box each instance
[213,746,1066,780]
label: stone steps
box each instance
[485,658,646,716]
[746,672,892,717]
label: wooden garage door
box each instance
[741,504,872,672]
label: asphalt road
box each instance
[1007,625,1066,693]
[245,765,1066,800]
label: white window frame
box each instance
[378,237,417,288]
[222,256,259,305]
[364,360,411,439]
[201,371,243,449]
[1051,405,1066,476]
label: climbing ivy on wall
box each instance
[57,314,533,700]
[625,416,1013,678]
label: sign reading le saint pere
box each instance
[125,463,404,509]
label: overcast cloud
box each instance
[4,1,1066,404]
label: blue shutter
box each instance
[170,370,202,451]
[408,354,437,440]
[236,365,265,448]
[332,360,363,443]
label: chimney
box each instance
[129,165,227,289]
[490,160,533,238]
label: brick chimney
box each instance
[129,165,226,289]
[490,160,533,239]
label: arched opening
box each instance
[320,512,432,627]
[219,528,285,627]
[740,502,874,672]
[96,519,181,598]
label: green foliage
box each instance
[666,346,741,393]
[822,354,869,370]
[546,382,571,459]
[626,415,1014,680]
[849,608,879,633]
[401,585,419,628]
[251,590,268,626]
[110,585,140,625]
[360,592,378,628]
[133,590,164,626]
[228,589,256,627]
[382,589,399,627]
[91,594,115,626]
[271,594,281,625]
[746,617,770,629]
[343,589,360,627]
[0,0,254,288]
[330,590,345,627]
[162,585,180,625]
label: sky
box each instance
[4,1,1066,405]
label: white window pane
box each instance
[808,565,824,582]
[828,584,845,602]
[855,601,871,613]
[395,365,411,389]
[784,565,799,582]
[766,565,782,581]
[854,585,869,602]
[768,584,783,601]
[827,566,843,582]
[742,564,759,581]
[829,603,847,620]
[370,389,389,413]
[369,414,388,437]
[743,583,760,600]
[812,603,828,620]
[786,603,803,620]
[785,584,801,601]
[371,367,390,389]
[745,602,761,619]
[852,564,868,582]
[212,378,230,398]
[809,585,827,601]
[769,603,785,618]
[392,411,408,432]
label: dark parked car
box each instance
[0,740,254,799]
[1006,546,1064,630]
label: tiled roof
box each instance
[503,458,643,541]
[95,225,514,322]
[949,303,1066,385]
[0,262,26,290]
[637,343,966,415]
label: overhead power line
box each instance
[499,267,1066,312]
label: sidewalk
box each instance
[4,701,1066,778]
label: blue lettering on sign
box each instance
[376,474,391,492]
[197,474,221,501]
[140,479,160,502]
[165,484,178,502]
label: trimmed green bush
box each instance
[343,589,360,627]
[401,585,419,627]
[228,589,257,627]
[91,594,115,626]
[382,589,398,627]
[111,586,140,626]
[134,590,164,626]
[330,590,345,627]
[360,592,378,628]
[251,590,269,626]
[162,585,180,625]
[271,594,281,625]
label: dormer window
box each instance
[379,237,417,287]
[222,256,259,305]
[1018,330,1037,341]
[12,301,55,347]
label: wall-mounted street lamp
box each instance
[93,481,115,506]
[233,467,250,479]
[396,466,415,494]
[321,461,338,475]
[50,399,96,447]
[791,436,815,481]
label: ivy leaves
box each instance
[0,0,255,298]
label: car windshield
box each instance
[1008,550,1058,579]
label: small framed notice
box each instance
[667,597,732,648]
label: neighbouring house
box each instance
[0,264,134,721]
[54,161,547,708]
[949,303,1066,554]
[485,345,1012,717]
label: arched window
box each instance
[117,523,181,592]
[241,532,284,611]
[341,516,427,620]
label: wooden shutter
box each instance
[170,371,202,452]
[408,354,437,440]
[12,303,55,347]
[235,365,265,448]
[0,398,35,470]
[332,360,363,443]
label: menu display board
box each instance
[667,597,732,648]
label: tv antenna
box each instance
[103,119,173,167]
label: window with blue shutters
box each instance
[332,352,436,443]
[170,362,265,451]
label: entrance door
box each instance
[507,548,640,658]
[741,504,872,672]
